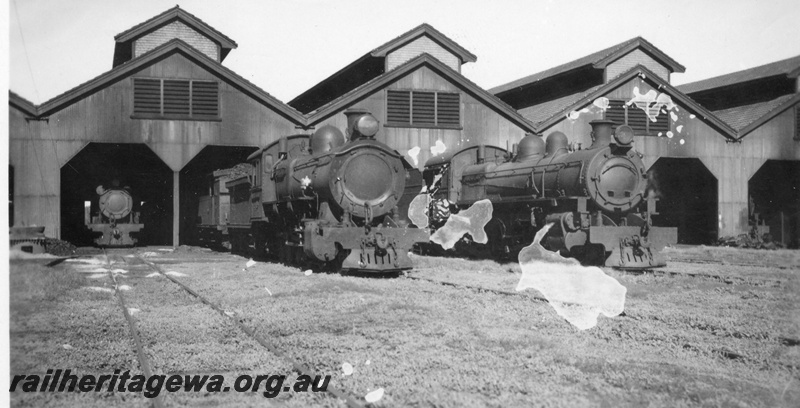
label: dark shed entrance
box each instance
[60,143,173,246]
[647,158,718,245]
[749,160,800,248]
[179,145,258,245]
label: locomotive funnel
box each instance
[589,119,616,148]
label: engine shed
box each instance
[491,39,800,247]
[9,6,799,249]
[9,7,305,246]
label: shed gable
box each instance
[606,49,670,83]
[387,36,460,72]
[135,21,219,61]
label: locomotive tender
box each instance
[422,119,677,268]
[86,184,143,247]
[224,109,429,272]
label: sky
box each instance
[7,0,800,105]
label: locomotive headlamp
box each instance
[354,114,379,138]
[614,125,634,145]
[344,109,380,140]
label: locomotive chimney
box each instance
[477,144,486,164]
[589,119,616,148]
[278,137,288,159]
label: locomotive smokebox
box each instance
[344,109,380,140]
[589,119,616,148]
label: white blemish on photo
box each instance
[430,199,493,250]
[408,146,421,166]
[430,140,446,156]
[342,363,354,376]
[365,388,384,403]
[85,287,114,293]
[516,223,626,330]
[592,97,610,110]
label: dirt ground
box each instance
[8,245,800,407]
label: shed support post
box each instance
[173,171,179,247]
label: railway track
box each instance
[102,249,165,408]
[104,249,364,408]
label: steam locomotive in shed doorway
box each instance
[197,109,429,273]
[85,182,144,247]
[421,120,677,269]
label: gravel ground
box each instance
[9,245,800,407]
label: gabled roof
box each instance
[714,93,800,138]
[369,23,476,63]
[518,84,605,125]
[35,39,305,124]
[490,37,685,96]
[677,55,800,94]
[530,65,737,139]
[306,53,535,133]
[9,91,37,116]
[113,6,238,66]
[289,23,476,114]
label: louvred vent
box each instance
[133,78,219,119]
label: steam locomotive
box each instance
[85,184,143,247]
[217,109,428,272]
[421,120,677,268]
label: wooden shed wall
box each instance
[9,52,300,238]
[311,66,528,169]
[537,77,800,238]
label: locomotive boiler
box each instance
[226,109,428,272]
[422,120,677,268]
[85,184,143,247]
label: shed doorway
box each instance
[60,143,173,246]
[178,145,258,245]
[647,158,718,244]
[748,160,800,248]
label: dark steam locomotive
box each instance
[85,184,143,247]
[221,109,429,272]
[422,120,677,268]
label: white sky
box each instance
[7,0,800,105]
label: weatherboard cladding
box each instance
[386,36,460,72]
[605,49,669,82]
[135,21,219,61]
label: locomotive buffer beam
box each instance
[589,226,677,269]
[87,222,144,247]
[304,221,428,272]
